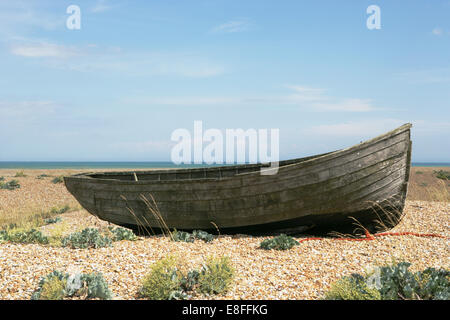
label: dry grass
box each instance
[408,167,450,201]
[0,170,82,229]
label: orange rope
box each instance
[374,231,448,239]
[297,230,449,243]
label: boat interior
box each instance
[82,152,334,181]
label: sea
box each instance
[0,161,449,169]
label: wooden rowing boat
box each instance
[64,123,412,235]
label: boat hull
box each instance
[64,124,412,235]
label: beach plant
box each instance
[434,170,450,181]
[172,230,195,243]
[39,276,67,300]
[108,226,137,241]
[140,256,183,300]
[325,274,381,300]
[78,272,113,300]
[414,267,450,300]
[51,176,64,184]
[50,205,71,214]
[14,171,27,177]
[4,228,49,244]
[139,255,234,299]
[180,270,200,292]
[172,229,214,243]
[324,262,449,300]
[31,270,112,300]
[0,230,8,242]
[36,174,52,179]
[198,256,234,295]
[0,179,21,190]
[44,217,62,225]
[376,262,449,300]
[31,270,68,300]
[192,230,214,242]
[0,176,4,181]
[260,234,299,250]
[62,228,112,249]
[47,221,70,246]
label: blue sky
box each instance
[0,0,449,162]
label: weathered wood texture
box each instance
[64,124,412,234]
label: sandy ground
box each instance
[0,169,448,300]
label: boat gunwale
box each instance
[73,139,409,203]
[64,123,412,184]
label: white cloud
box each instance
[10,42,80,58]
[284,85,326,102]
[7,40,226,78]
[304,120,450,142]
[312,99,374,112]
[0,1,65,36]
[44,52,226,78]
[211,19,251,33]
[285,85,377,112]
[91,0,116,13]
[124,96,239,106]
[304,119,405,136]
[394,69,450,84]
[0,100,59,117]
[124,85,377,112]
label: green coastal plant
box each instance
[31,270,67,300]
[376,262,449,300]
[62,228,112,249]
[260,234,299,250]
[0,230,9,242]
[140,255,234,299]
[180,270,200,292]
[78,273,113,300]
[192,230,214,242]
[39,277,66,300]
[31,270,112,300]
[15,171,27,177]
[51,176,64,184]
[172,230,195,242]
[140,256,183,300]
[2,228,49,244]
[172,229,214,243]
[198,256,234,295]
[44,217,62,225]
[325,274,381,300]
[50,205,71,214]
[0,179,21,190]
[324,262,449,300]
[108,226,137,241]
[434,170,450,180]
[36,174,52,179]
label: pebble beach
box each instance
[0,169,449,300]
